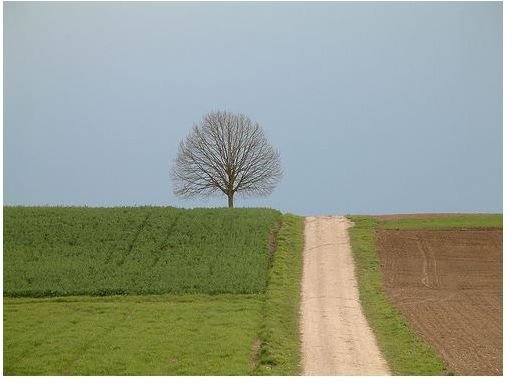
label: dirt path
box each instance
[300,216,390,375]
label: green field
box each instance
[4,295,262,375]
[347,213,502,375]
[4,207,281,297]
[3,206,304,375]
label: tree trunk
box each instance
[228,192,234,208]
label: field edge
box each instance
[254,214,305,375]
[377,213,502,230]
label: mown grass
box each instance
[4,207,281,297]
[347,216,447,375]
[255,214,304,375]
[3,294,263,375]
[379,214,502,230]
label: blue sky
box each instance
[3,1,502,215]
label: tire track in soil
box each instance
[417,240,440,289]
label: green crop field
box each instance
[4,207,281,297]
[3,206,304,375]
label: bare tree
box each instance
[171,111,282,208]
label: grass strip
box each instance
[347,216,447,375]
[255,214,304,375]
[380,214,502,230]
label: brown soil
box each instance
[376,229,503,375]
[301,216,389,375]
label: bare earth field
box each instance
[301,216,389,375]
[376,229,502,375]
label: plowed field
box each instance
[376,229,502,375]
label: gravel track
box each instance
[300,216,390,375]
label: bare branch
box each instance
[171,111,282,207]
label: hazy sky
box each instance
[3,1,502,215]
